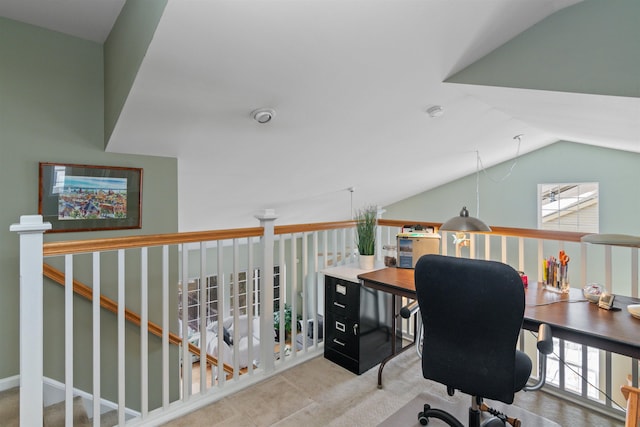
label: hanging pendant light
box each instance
[440,150,491,233]
[440,206,491,232]
[439,135,524,233]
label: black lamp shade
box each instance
[440,206,492,232]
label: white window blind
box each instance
[538,183,599,233]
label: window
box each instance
[546,339,601,401]
[177,277,218,334]
[538,183,599,232]
[225,266,281,316]
[251,265,281,314]
[178,266,281,334]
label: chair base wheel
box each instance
[418,403,464,427]
[418,403,431,425]
[418,412,429,425]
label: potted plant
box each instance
[356,205,377,270]
[274,303,301,342]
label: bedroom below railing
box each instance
[42,263,236,379]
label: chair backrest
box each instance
[415,254,525,404]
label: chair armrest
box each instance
[523,323,553,392]
[400,300,419,319]
[537,323,553,355]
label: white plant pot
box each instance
[359,255,375,270]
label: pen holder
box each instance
[543,253,570,294]
[544,280,570,294]
[544,273,570,294]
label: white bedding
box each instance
[205,315,261,369]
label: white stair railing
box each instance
[14,213,638,425]
[12,212,347,426]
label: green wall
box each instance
[384,141,640,234]
[447,0,640,98]
[0,17,179,408]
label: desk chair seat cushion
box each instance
[514,349,533,392]
[415,254,530,404]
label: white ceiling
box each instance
[3,0,639,231]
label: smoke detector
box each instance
[252,108,276,124]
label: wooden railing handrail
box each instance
[43,227,265,256]
[42,263,235,376]
[377,219,441,230]
[42,219,591,258]
[275,220,356,234]
[481,225,589,242]
[41,222,360,257]
[377,219,590,243]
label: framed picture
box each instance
[38,162,142,233]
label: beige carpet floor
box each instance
[163,347,624,427]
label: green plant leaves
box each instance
[356,206,377,255]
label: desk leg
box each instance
[377,294,417,388]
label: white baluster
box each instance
[256,209,277,372]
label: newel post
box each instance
[10,215,51,427]
[255,209,277,372]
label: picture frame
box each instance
[38,162,142,233]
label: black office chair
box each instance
[413,254,553,427]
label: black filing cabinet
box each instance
[324,274,398,374]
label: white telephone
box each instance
[598,292,615,310]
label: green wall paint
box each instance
[104,0,168,146]
[447,0,640,97]
[0,17,179,408]
[385,141,640,234]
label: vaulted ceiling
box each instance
[2,0,639,231]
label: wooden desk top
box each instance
[358,267,415,299]
[523,282,640,359]
[358,267,640,359]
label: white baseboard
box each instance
[0,375,138,421]
[0,375,20,392]
[39,377,139,420]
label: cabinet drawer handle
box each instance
[333,302,346,309]
[333,338,346,347]
[353,323,358,336]
[336,284,347,295]
[335,321,345,332]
